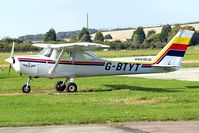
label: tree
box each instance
[192,31,199,46]
[141,33,163,49]
[78,27,91,42]
[104,34,113,39]
[2,37,22,43]
[131,27,146,48]
[44,28,56,42]
[147,30,156,37]
[105,40,128,50]
[167,25,181,41]
[94,32,104,43]
[159,24,171,42]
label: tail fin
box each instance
[153,30,194,67]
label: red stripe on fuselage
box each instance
[18,58,105,65]
[18,58,53,62]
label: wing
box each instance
[33,42,110,51]
[32,44,51,48]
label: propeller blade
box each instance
[7,42,15,74]
[8,64,12,74]
[11,42,15,57]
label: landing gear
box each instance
[55,78,77,93]
[21,77,78,93]
[55,81,66,92]
[66,82,77,93]
[21,76,32,93]
[21,84,31,93]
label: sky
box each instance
[0,0,198,38]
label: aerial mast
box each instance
[86,13,89,32]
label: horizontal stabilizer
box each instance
[151,64,179,68]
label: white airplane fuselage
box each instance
[12,55,175,78]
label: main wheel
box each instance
[21,84,31,93]
[66,83,77,93]
[55,81,66,92]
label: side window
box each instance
[83,53,93,60]
[82,51,97,60]
[56,50,70,60]
[67,51,97,61]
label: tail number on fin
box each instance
[105,62,140,72]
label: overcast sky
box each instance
[0,0,198,38]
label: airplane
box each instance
[5,30,194,93]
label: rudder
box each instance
[154,30,194,67]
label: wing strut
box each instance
[49,49,64,74]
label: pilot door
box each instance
[38,48,56,76]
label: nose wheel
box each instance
[21,76,32,93]
[21,84,31,93]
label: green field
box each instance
[95,47,199,60]
[0,69,199,127]
[0,48,199,127]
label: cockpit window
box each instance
[38,48,98,61]
[44,48,53,57]
[39,48,53,57]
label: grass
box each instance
[95,48,199,60]
[0,48,199,126]
[0,69,199,126]
[95,49,159,58]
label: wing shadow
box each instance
[186,86,199,89]
[80,84,183,93]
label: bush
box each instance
[0,41,39,52]
[104,34,113,40]
[94,32,104,43]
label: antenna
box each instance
[86,13,89,31]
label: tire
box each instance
[55,81,66,92]
[66,83,77,93]
[21,84,31,93]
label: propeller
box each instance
[8,42,15,73]
[11,42,15,57]
[8,64,12,73]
